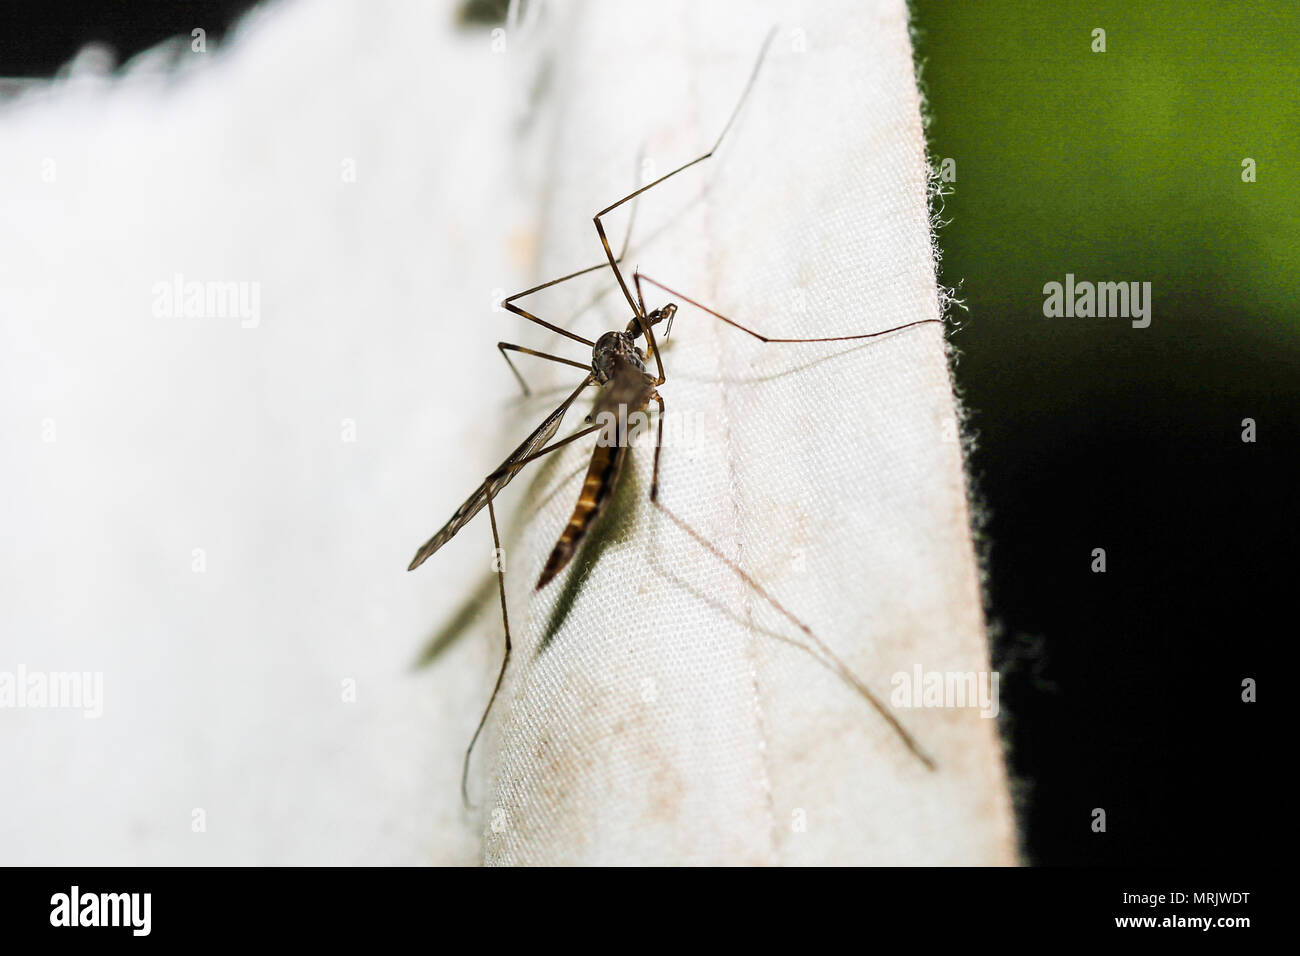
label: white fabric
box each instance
[0,0,1014,865]
[482,0,1014,864]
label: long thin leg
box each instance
[500,150,647,348]
[640,313,666,387]
[463,494,511,808]
[595,27,778,317]
[636,273,945,343]
[408,377,596,573]
[503,268,602,348]
[497,342,590,396]
[650,393,666,502]
[486,421,603,482]
[461,418,604,808]
[627,273,669,387]
[651,498,937,771]
[642,340,934,769]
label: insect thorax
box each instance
[591,330,646,384]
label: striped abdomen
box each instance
[536,437,628,589]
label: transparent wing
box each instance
[407,376,594,571]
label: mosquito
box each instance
[408,28,943,806]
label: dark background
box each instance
[909,0,1290,865]
[3,0,1287,866]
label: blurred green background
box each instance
[910,0,1293,864]
[914,1,1298,330]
